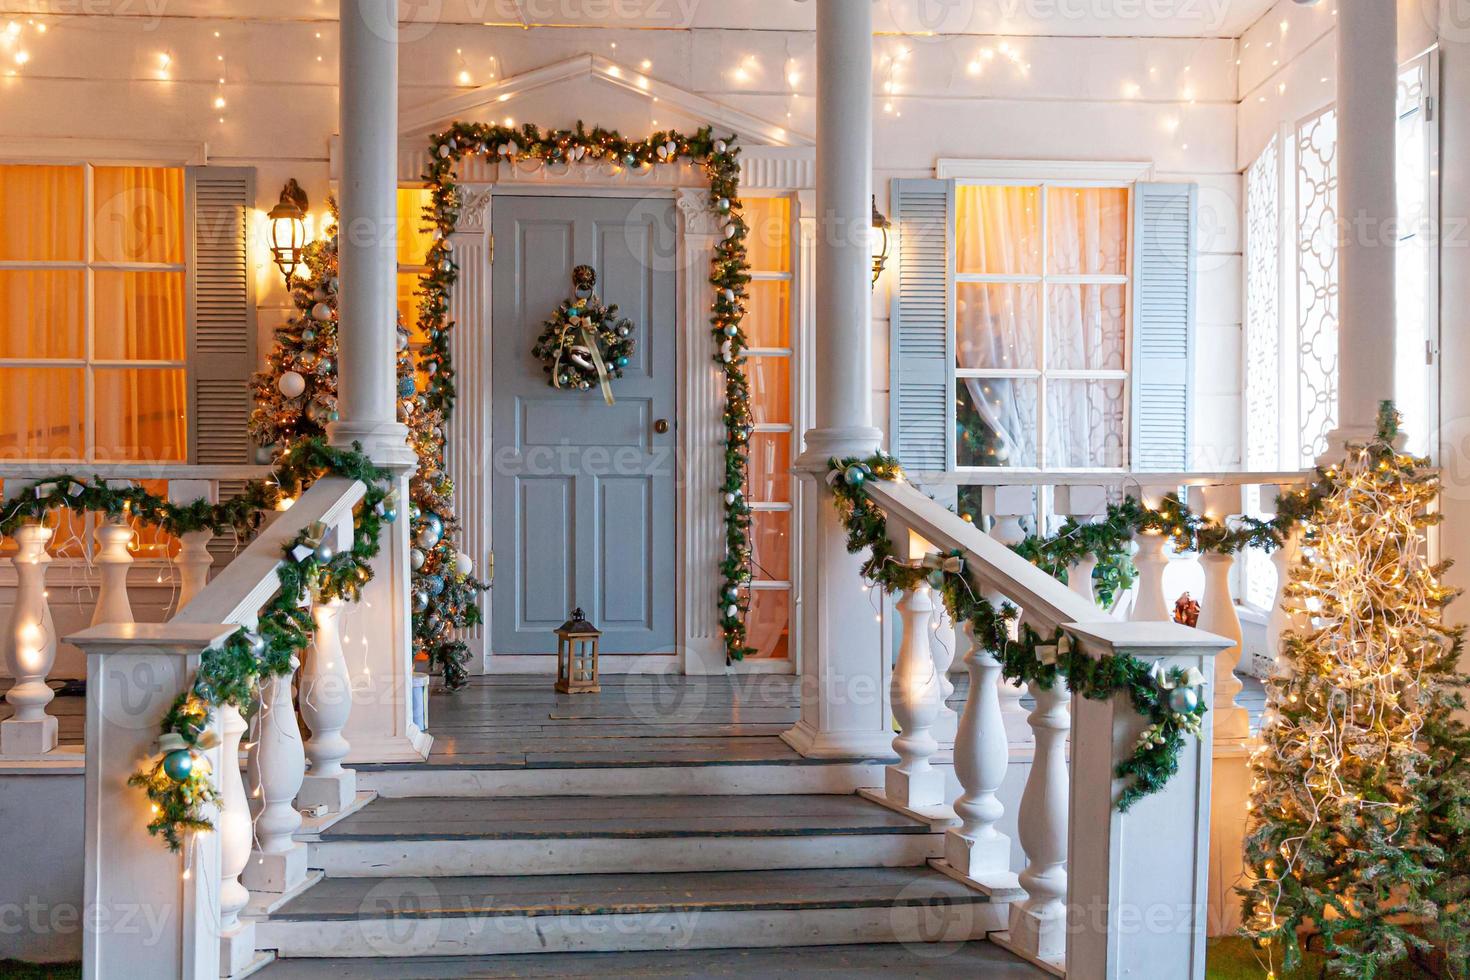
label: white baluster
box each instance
[944,619,1012,884]
[2,524,58,756]
[989,486,1034,739]
[243,656,308,895]
[1266,530,1302,671]
[91,521,136,627]
[1189,485,1249,743]
[298,596,357,813]
[1129,530,1171,622]
[1008,673,1071,964]
[216,703,257,974]
[885,583,945,808]
[1065,553,1097,604]
[174,529,214,611]
[931,607,959,746]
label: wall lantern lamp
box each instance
[871,196,891,287]
[268,179,310,289]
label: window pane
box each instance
[397,187,436,267]
[93,166,185,265]
[93,368,187,462]
[751,510,791,582]
[1047,283,1126,370]
[744,587,790,659]
[748,431,792,503]
[956,185,1042,275]
[743,279,790,349]
[94,271,186,360]
[0,367,84,460]
[1045,379,1126,468]
[748,356,791,425]
[0,270,85,358]
[743,196,791,272]
[0,165,84,262]
[957,378,1037,467]
[957,282,1039,370]
[1046,186,1128,276]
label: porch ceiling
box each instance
[57,0,1280,39]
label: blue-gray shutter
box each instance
[185,166,256,467]
[1130,182,1197,471]
[888,178,955,473]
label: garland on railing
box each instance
[828,454,1217,811]
[418,120,755,661]
[0,439,398,851]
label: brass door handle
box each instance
[654,419,670,434]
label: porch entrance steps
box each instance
[243,675,1043,972]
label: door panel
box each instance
[491,195,677,655]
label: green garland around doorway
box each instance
[419,121,756,661]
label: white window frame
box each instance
[0,154,194,463]
[937,159,1151,473]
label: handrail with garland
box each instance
[825,453,1332,811]
[1,438,398,850]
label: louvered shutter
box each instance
[888,178,955,473]
[185,167,256,466]
[1130,182,1197,471]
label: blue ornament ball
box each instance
[425,574,446,596]
[724,325,738,337]
[397,376,417,398]
[844,466,867,486]
[615,356,629,368]
[1168,686,1199,714]
[162,749,195,782]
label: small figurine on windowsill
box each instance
[1173,592,1201,628]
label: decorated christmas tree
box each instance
[1240,404,1470,978]
[249,212,484,689]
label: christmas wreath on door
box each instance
[532,265,635,405]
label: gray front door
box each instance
[490,195,678,656]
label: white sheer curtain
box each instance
[955,184,1127,469]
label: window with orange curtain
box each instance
[0,163,187,463]
[742,195,796,661]
[954,182,1130,472]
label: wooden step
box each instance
[307,794,942,877]
[255,866,1004,959]
[253,939,1046,977]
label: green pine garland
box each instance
[829,453,1255,812]
[419,120,756,662]
[0,439,397,851]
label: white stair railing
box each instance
[864,478,1231,978]
[68,475,365,980]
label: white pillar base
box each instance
[944,826,1011,882]
[779,722,896,761]
[298,769,357,814]
[219,919,258,978]
[1009,902,1067,964]
[242,844,308,895]
[884,764,946,810]
[1,714,57,756]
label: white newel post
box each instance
[784,0,892,758]
[886,581,945,808]
[2,524,58,756]
[330,0,427,763]
[71,623,232,980]
[216,703,256,976]
[944,618,1012,885]
[243,655,308,895]
[1324,0,1397,457]
[1006,664,1071,965]
[1063,621,1231,980]
[175,531,215,611]
[298,595,357,812]
[91,521,136,627]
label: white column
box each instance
[2,525,58,756]
[216,704,256,977]
[885,583,945,808]
[331,0,427,763]
[1008,675,1070,965]
[1324,0,1396,454]
[174,530,214,611]
[243,660,307,895]
[91,522,135,627]
[784,0,890,758]
[944,620,1012,884]
[298,596,357,813]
